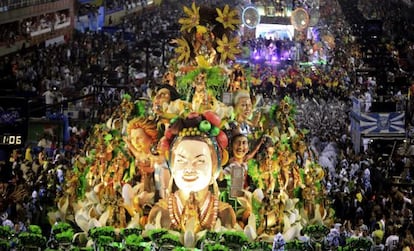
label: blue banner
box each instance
[360,112,405,134]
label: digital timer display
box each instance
[1,134,23,145]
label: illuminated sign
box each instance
[0,97,28,147]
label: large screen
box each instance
[0,97,28,180]
[0,97,28,148]
[255,23,294,40]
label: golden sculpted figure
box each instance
[261,144,277,195]
[124,118,159,194]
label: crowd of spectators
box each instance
[0,22,19,48]
[0,0,59,12]
[0,4,180,119]
[0,0,414,249]
[0,9,70,49]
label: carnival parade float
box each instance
[28,3,367,251]
[49,3,334,250]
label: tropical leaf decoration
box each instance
[55,229,74,243]
[77,167,88,200]
[0,240,10,250]
[159,233,182,246]
[18,232,47,247]
[269,103,279,123]
[302,224,330,237]
[103,133,113,145]
[95,235,113,246]
[215,4,240,30]
[52,222,73,235]
[18,225,47,248]
[345,237,373,250]
[285,239,307,250]
[220,231,248,246]
[125,234,144,246]
[247,159,260,187]
[205,230,221,242]
[88,226,116,240]
[178,2,200,33]
[122,93,132,101]
[172,37,191,63]
[203,243,229,251]
[176,67,227,98]
[148,229,169,242]
[121,227,142,237]
[134,99,147,117]
[0,226,12,239]
[245,240,273,251]
[28,225,42,235]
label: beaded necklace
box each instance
[167,191,219,232]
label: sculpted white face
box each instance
[171,139,213,192]
[234,97,252,121]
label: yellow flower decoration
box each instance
[215,4,240,30]
[171,37,191,63]
[196,25,208,34]
[195,55,211,68]
[216,34,241,62]
[178,2,200,33]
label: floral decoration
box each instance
[172,37,191,63]
[215,4,240,30]
[178,2,200,32]
[216,34,241,62]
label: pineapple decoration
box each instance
[173,3,242,68]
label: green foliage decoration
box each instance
[121,228,142,238]
[96,235,114,246]
[89,226,116,240]
[148,229,169,242]
[203,243,229,251]
[285,239,308,250]
[220,231,248,248]
[28,225,42,235]
[52,222,73,235]
[302,224,330,236]
[18,232,47,247]
[176,66,227,99]
[125,234,144,246]
[0,226,12,239]
[243,240,272,251]
[55,229,74,243]
[0,239,10,249]
[158,233,181,247]
[344,237,373,250]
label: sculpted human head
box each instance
[160,112,228,192]
[152,84,180,115]
[170,138,215,192]
[233,90,252,122]
[231,135,249,161]
[127,118,158,154]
